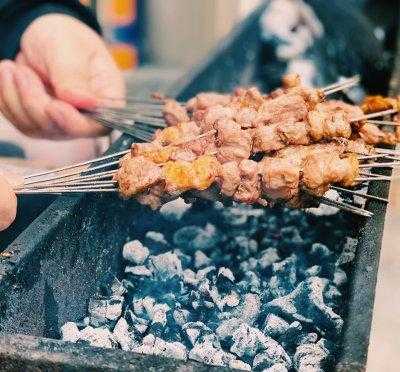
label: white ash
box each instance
[60,202,354,370]
[122,240,149,264]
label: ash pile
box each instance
[60,200,357,371]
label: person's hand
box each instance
[0,175,17,231]
[0,14,125,139]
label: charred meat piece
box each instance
[153,121,201,146]
[277,120,311,145]
[302,153,359,196]
[216,119,252,163]
[282,73,301,89]
[115,156,162,198]
[252,124,285,153]
[231,87,265,110]
[317,100,363,121]
[200,105,236,132]
[234,107,258,128]
[163,99,190,126]
[307,110,351,141]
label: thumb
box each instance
[47,50,98,110]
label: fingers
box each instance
[0,60,35,136]
[0,176,17,231]
[45,99,109,138]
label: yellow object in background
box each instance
[102,0,136,26]
[109,43,138,70]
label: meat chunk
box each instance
[231,87,264,110]
[256,93,309,126]
[233,160,261,203]
[162,155,220,193]
[216,119,252,163]
[361,95,398,114]
[252,124,285,153]
[302,153,359,196]
[163,99,189,126]
[132,142,176,163]
[218,161,240,197]
[307,110,351,141]
[258,157,300,201]
[153,121,201,145]
[234,107,258,128]
[359,123,396,145]
[199,105,235,132]
[282,73,301,89]
[115,156,162,198]
[277,120,311,145]
[317,100,363,121]
[186,92,231,112]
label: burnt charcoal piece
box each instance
[265,277,343,335]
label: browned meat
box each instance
[233,160,261,203]
[277,120,311,145]
[218,161,241,197]
[252,124,285,153]
[216,119,252,163]
[186,92,231,112]
[115,156,162,198]
[302,152,359,196]
[256,93,309,126]
[136,183,166,210]
[231,87,264,110]
[162,155,220,193]
[282,73,301,89]
[333,138,374,155]
[361,95,398,114]
[163,99,190,126]
[258,157,300,201]
[307,110,351,141]
[359,123,397,145]
[153,121,201,146]
[317,100,363,121]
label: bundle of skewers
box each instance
[14,74,400,217]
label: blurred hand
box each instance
[0,175,17,231]
[0,14,125,139]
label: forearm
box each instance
[0,1,101,59]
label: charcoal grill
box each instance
[0,2,397,371]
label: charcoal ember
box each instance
[149,252,182,278]
[237,271,261,294]
[75,317,90,330]
[260,363,288,372]
[265,277,343,335]
[79,326,118,348]
[132,296,155,320]
[227,236,258,261]
[173,224,220,253]
[233,293,261,325]
[280,226,305,249]
[122,240,149,264]
[258,248,280,270]
[132,334,187,360]
[112,317,139,351]
[189,341,236,367]
[269,255,298,298]
[173,309,190,326]
[159,198,191,221]
[337,237,358,265]
[216,317,242,346]
[60,322,80,343]
[196,266,217,281]
[239,259,259,274]
[144,231,169,252]
[278,321,303,350]
[173,249,192,268]
[88,296,123,327]
[323,284,342,308]
[182,269,199,286]
[98,274,126,298]
[333,267,347,287]
[228,323,291,367]
[131,334,156,355]
[229,359,252,371]
[150,303,170,329]
[310,243,333,261]
[125,265,152,277]
[296,333,319,346]
[216,267,235,293]
[263,314,290,339]
[293,339,331,372]
[194,250,212,269]
[182,321,215,347]
[253,347,292,371]
[304,265,322,277]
